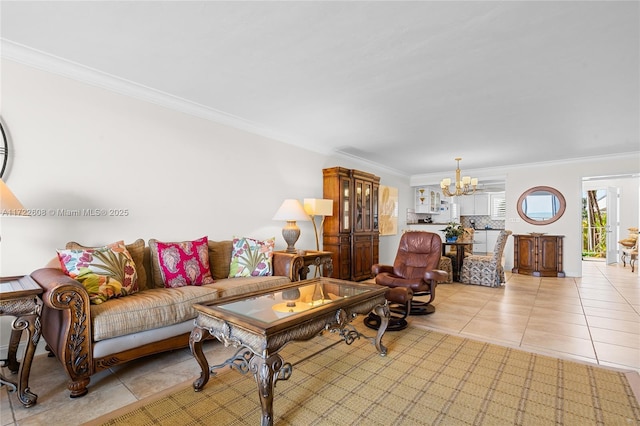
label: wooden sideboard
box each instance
[512,234,565,277]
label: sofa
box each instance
[30,238,304,398]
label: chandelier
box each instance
[440,157,478,197]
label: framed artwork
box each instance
[379,185,398,236]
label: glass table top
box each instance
[212,278,377,325]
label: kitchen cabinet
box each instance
[470,229,504,255]
[459,195,475,216]
[472,230,487,254]
[460,193,489,216]
[474,194,490,215]
[414,187,441,214]
[512,234,565,277]
[323,167,380,281]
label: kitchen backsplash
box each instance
[406,208,505,229]
[461,215,505,230]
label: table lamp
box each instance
[0,179,27,215]
[0,179,28,242]
[272,199,310,253]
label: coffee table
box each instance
[189,277,389,426]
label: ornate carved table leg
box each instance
[14,312,41,407]
[322,258,333,277]
[0,328,19,393]
[189,326,212,391]
[5,328,22,373]
[0,295,42,407]
[372,303,389,356]
[249,353,286,426]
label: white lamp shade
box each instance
[303,198,333,217]
[0,179,28,216]
[272,199,310,221]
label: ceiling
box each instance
[1,1,638,177]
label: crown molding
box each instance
[332,150,409,178]
[0,39,330,153]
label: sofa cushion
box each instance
[66,239,147,290]
[213,275,291,299]
[90,284,220,341]
[207,240,233,280]
[57,241,139,305]
[229,237,275,278]
[149,237,214,288]
[155,237,214,288]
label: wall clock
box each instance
[0,120,8,179]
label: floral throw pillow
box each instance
[229,237,275,278]
[156,236,214,288]
[57,241,139,305]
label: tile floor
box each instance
[1,261,638,425]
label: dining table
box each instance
[441,240,474,282]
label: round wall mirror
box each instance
[517,186,566,225]
[0,120,8,179]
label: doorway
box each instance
[581,188,610,261]
[581,174,639,268]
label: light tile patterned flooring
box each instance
[1,261,638,425]
[417,260,640,371]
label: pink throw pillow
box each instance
[156,236,214,288]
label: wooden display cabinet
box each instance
[323,167,380,281]
[512,234,565,277]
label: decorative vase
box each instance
[446,236,458,243]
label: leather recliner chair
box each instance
[372,231,448,315]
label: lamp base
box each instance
[282,221,300,253]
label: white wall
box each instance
[2,58,638,278]
[0,60,409,277]
[0,60,410,353]
[502,159,637,276]
[411,156,640,277]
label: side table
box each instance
[276,250,333,280]
[0,275,43,407]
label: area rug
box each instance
[90,326,640,425]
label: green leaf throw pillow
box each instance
[57,240,139,304]
[229,237,275,278]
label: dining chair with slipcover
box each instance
[460,230,512,287]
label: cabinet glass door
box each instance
[364,182,372,231]
[355,180,363,231]
[342,178,350,231]
[372,185,379,231]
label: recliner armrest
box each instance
[424,269,448,282]
[372,264,393,275]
